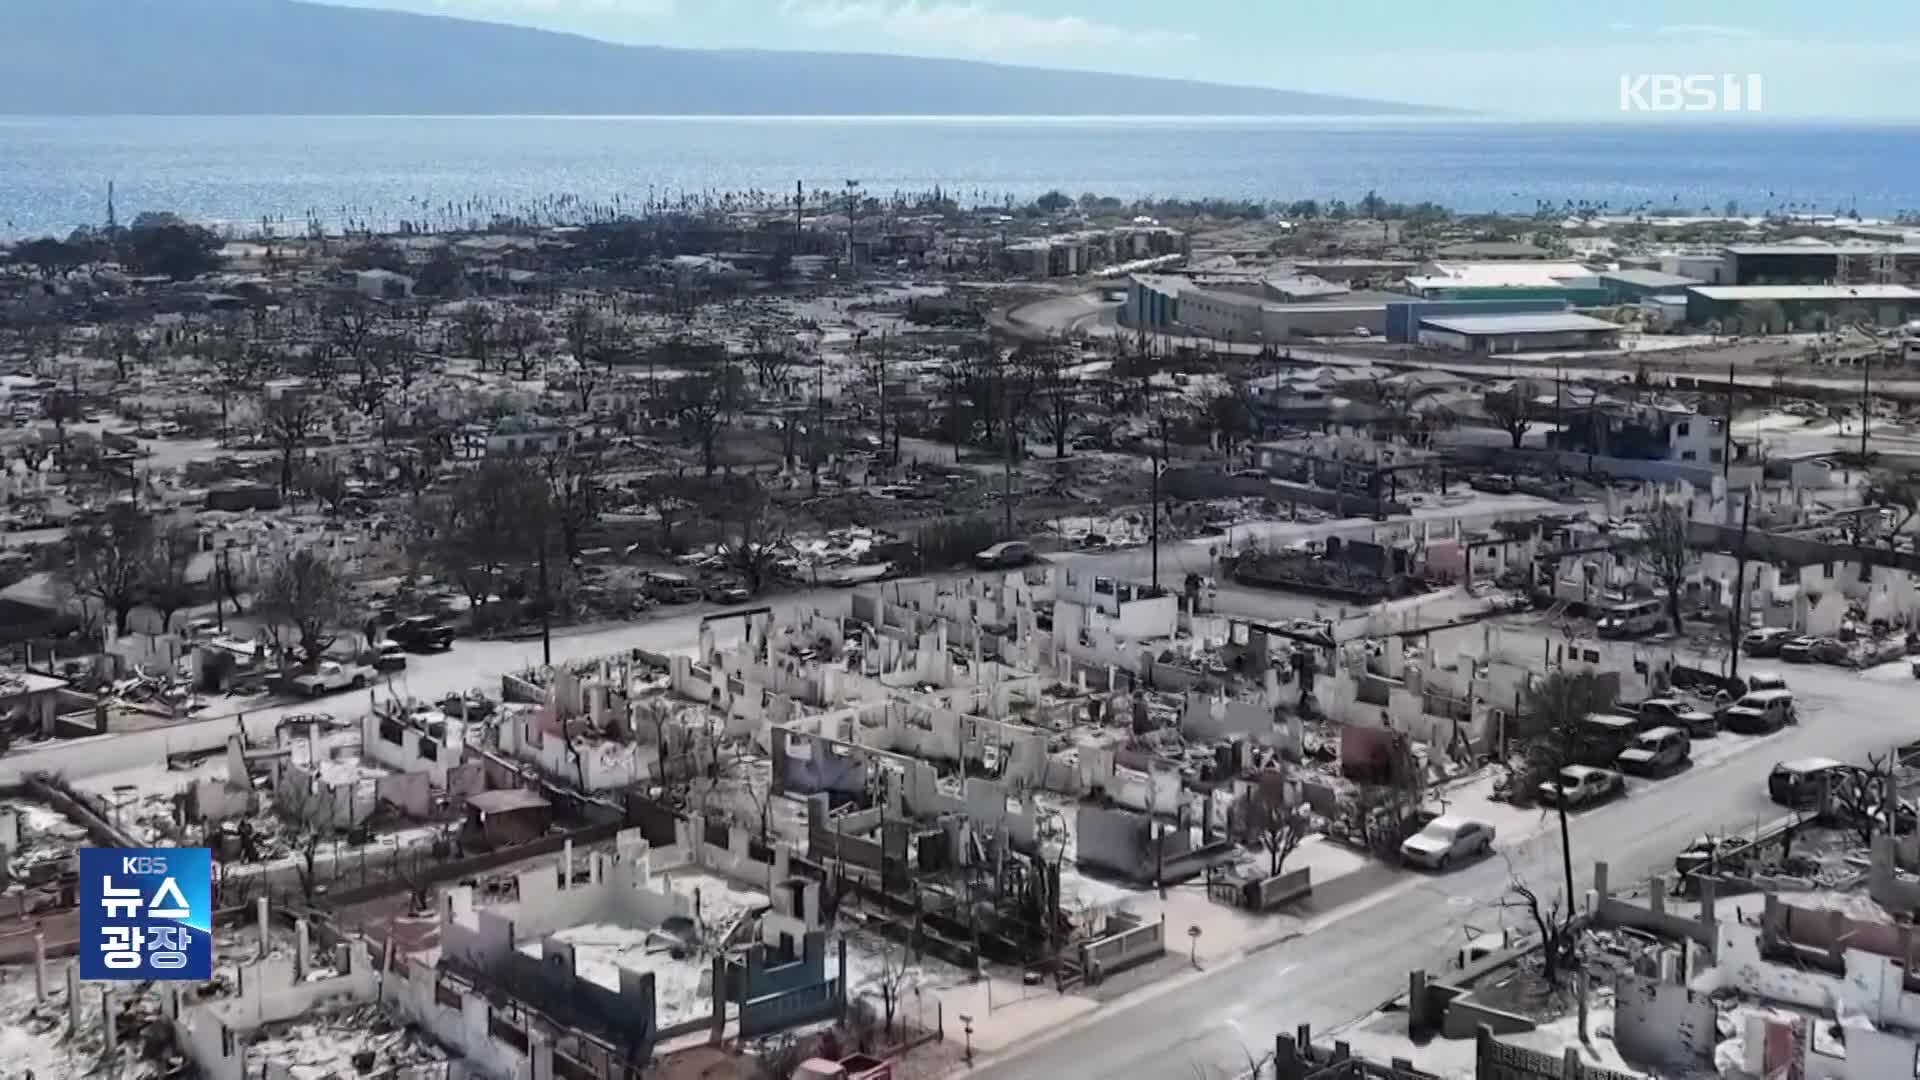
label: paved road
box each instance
[969,660,1920,1080]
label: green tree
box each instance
[1034,190,1073,213]
[426,456,551,615]
[122,222,223,280]
[10,236,88,276]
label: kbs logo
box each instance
[79,848,214,980]
[1619,74,1763,113]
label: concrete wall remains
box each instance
[1611,973,1717,1068]
[1593,862,1720,963]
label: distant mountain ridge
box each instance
[0,0,1453,117]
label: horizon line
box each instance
[4,112,1920,125]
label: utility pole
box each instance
[812,352,825,494]
[874,330,888,463]
[844,180,860,272]
[1728,488,1752,682]
[537,526,552,667]
[214,549,228,632]
[1002,363,1015,536]
[1151,414,1167,591]
[1721,361,1736,492]
[1861,355,1873,463]
[1554,365,1565,451]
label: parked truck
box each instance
[291,660,375,697]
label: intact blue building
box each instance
[1384,299,1573,343]
[1126,273,1184,329]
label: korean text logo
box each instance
[80,848,213,980]
[1619,74,1763,113]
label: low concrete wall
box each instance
[1474,1027,1640,1080]
[1441,996,1536,1040]
[501,671,545,705]
[1209,867,1313,911]
[329,822,622,908]
[1255,867,1313,908]
[1162,467,1407,517]
[1449,445,1752,489]
[23,773,139,848]
[1080,916,1164,983]
[740,975,844,1037]
[1594,861,1720,962]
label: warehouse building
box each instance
[1261,303,1390,339]
[1722,243,1842,285]
[1723,242,1920,287]
[1658,252,1731,284]
[1684,284,1920,330]
[1384,299,1572,343]
[1402,260,1610,304]
[1125,273,1185,329]
[1262,275,1352,302]
[1416,312,1622,354]
[1126,272,1396,339]
[1178,285,1267,339]
[1292,258,1416,284]
[1599,268,1703,303]
[1432,240,1557,261]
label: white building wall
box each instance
[1177,289,1264,339]
[1666,414,1723,464]
[1661,253,1730,284]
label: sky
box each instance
[326,0,1920,119]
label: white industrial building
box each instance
[1403,261,1600,296]
[1125,272,1392,340]
[1657,252,1732,284]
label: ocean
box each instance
[2,116,1918,240]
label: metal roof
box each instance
[1417,312,1622,335]
[1687,284,1920,301]
[1725,243,1920,256]
[1406,261,1596,290]
[1599,269,1702,288]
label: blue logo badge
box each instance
[79,848,213,981]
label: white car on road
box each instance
[1399,815,1495,870]
[1538,765,1626,808]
